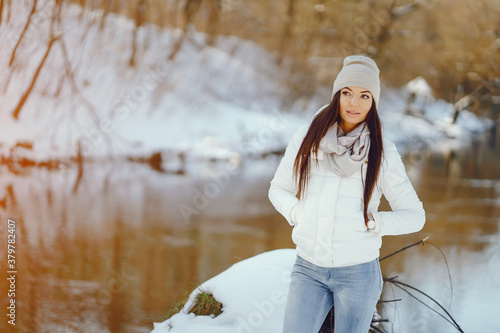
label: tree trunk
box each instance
[6,0,10,23]
[182,0,202,32]
[129,0,146,67]
[99,0,114,30]
[206,0,220,46]
[277,0,294,65]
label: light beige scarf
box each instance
[318,122,371,177]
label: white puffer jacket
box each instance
[268,122,425,268]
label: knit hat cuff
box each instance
[331,55,381,107]
[332,71,380,105]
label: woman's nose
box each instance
[349,96,360,106]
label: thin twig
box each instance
[388,279,464,332]
[384,275,399,281]
[427,241,455,311]
[380,236,429,261]
[377,299,402,303]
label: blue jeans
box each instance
[282,255,383,333]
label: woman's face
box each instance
[339,86,373,133]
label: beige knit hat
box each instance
[331,55,380,107]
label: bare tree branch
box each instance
[99,0,112,30]
[0,0,4,25]
[9,0,38,67]
[168,33,185,60]
[6,0,10,23]
[72,140,84,194]
[380,237,429,261]
[12,35,58,119]
[59,37,101,128]
[59,35,120,157]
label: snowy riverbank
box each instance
[0,2,493,171]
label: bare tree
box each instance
[206,0,221,46]
[99,0,115,30]
[6,0,11,23]
[301,2,327,59]
[372,0,424,59]
[168,0,203,60]
[182,0,202,32]
[277,0,294,65]
[129,0,147,67]
[10,0,68,119]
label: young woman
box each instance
[268,55,425,333]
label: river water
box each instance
[0,132,498,333]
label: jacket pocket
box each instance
[290,202,299,226]
[292,200,319,241]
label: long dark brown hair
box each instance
[292,91,384,226]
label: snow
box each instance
[0,1,493,168]
[1,1,311,162]
[0,2,496,332]
[378,83,493,155]
[406,76,433,97]
[151,249,296,333]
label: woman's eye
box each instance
[342,91,350,96]
[362,94,370,99]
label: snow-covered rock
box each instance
[152,249,296,333]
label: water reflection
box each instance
[0,133,498,332]
[379,134,500,332]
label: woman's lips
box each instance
[346,110,360,116]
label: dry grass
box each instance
[165,288,223,320]
[189,289,223,317]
